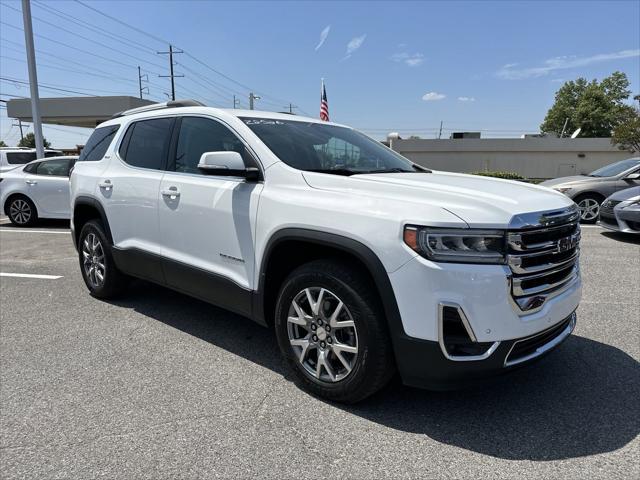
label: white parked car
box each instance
[70,101,582,403]
[0,147,63,173]
[1,156,77,226]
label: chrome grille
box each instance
[507,207,581,313]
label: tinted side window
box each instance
[44,151,62,158]
[121,118,174,170]
[6,152,37,164]
[23,162,38,173]
[173,117,252,174]
[79,125,119,162]
[36,158,71,176]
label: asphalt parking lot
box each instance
[0,218,638,479]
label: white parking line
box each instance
[0,228,70,234]
[0,273,63,280]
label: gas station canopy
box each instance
[6,96,156,128]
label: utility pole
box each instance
[12,119,27,142]
[249,92,260,110]
[138,66,149,99]
[157,45,183,101]
[438,121,443,139]
[21,0,44,158]
[233,95,240,109]
[560,117,569,138]
[284,103,297,114]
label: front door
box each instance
[158,116,263,317]
[29,158,73,216]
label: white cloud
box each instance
[315,25,331,51]
[422,92,446,101]
[457,96,475,102]
[496,49,640,79]
[391,52,424,67]
[343,34,366,60]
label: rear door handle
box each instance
[161,187,180,199]
[98,179,112,190]
[26,180,38,185]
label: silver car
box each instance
[540,157,640,223]
[598,186,640,234]
[0,156,77,226]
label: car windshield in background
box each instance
[589,158,640,177]
[241,118,419,175]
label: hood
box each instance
[607,186,640,202]
[539,175,593,187]
[302,170,574,228]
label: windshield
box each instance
[589,158,640,177]
[241,118,420,174]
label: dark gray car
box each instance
[598,186,640,234]
[540,157,640,222]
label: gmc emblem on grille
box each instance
[557,236,575,253]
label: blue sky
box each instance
[1,0,639,147]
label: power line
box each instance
[31,0,158,55]
[1,76,132,96]
[71,0,304,109]
[1,1,167,71]
[0,21,163,76]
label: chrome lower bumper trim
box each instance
[504,312,576,367]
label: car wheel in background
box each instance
[7,196,38,227]
[78,220,128,299]
[574,194,603,223]
[274,259,395,403]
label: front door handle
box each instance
[98,179,112,190]
[161,187,180,199]
[26,180,38,185]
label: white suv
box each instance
[70,101,582,403]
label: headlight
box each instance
[553,187,573,194]
[404,226,506,264]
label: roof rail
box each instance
[111,99,205,119]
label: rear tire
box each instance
[7,196,38,227]
[274,259,395,403]
[574,194,603,224]
[78,220,127,299]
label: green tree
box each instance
[0,140,7,147]
[541,71,635,137]
[18,132,51,149]
[612,102,640,152]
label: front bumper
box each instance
[396,312,576,390]
[598,206,640,234]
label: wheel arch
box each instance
[254,228,406,341]
[573,191,606,203]
[73,196,113,247]
[3,192,37,217]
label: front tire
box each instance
[78,220,127,298]
[574,194,603,224]
[274,260,395,403]
[7,196,38,227]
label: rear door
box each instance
[157,116,263,316]
[100,117,175,257]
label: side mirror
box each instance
[624,172,640,180]
[197,151,260,181]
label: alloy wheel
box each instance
[287,287,359,383]
[9,199,31,225]
[577,198,600,221]
[82,232,106,288]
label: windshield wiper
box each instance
[306,169,358,176]
[354,166,428,174]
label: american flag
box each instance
[320,80,329,121]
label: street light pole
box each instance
[21,0,44,158]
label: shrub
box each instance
[471,171,525,180]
